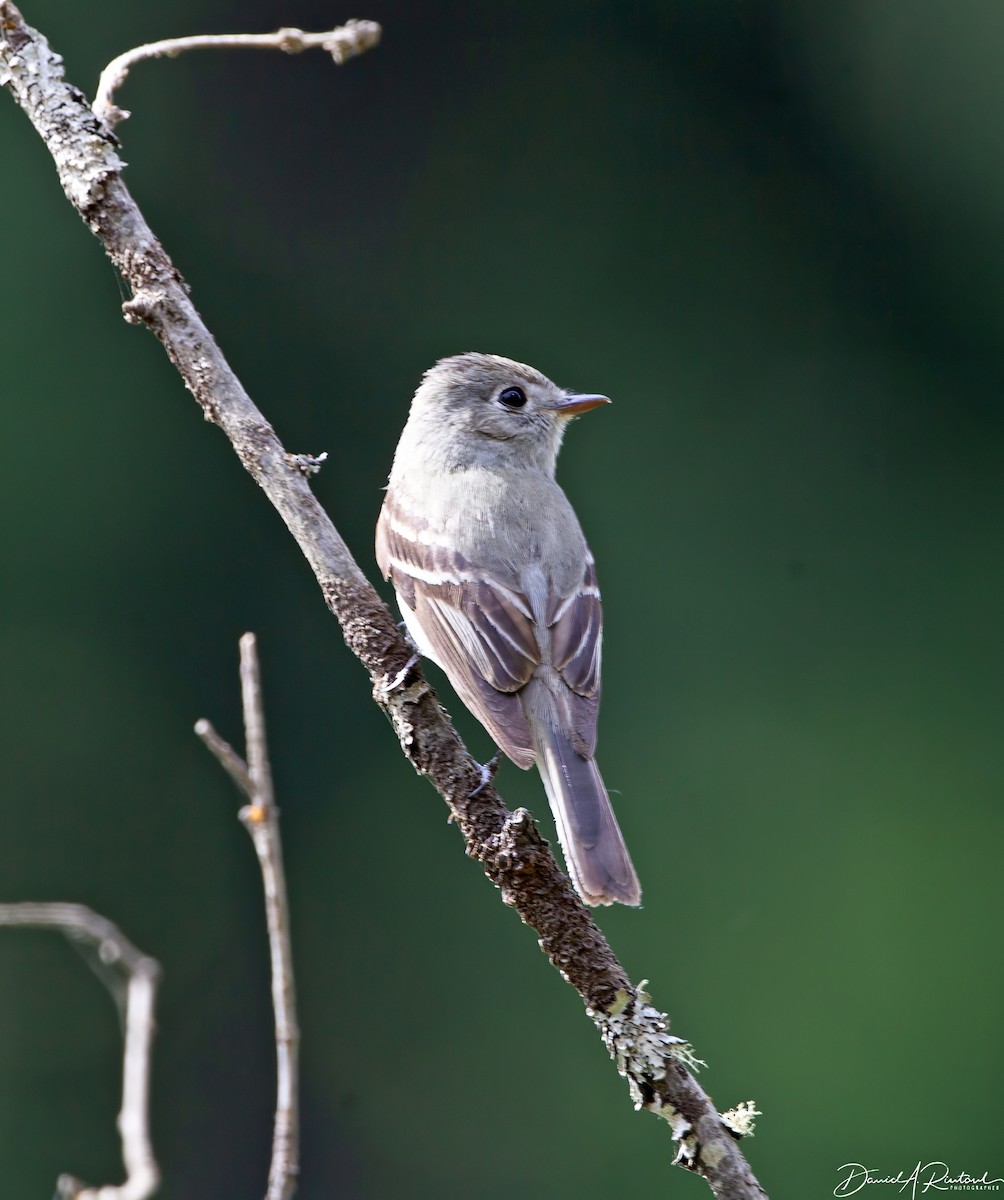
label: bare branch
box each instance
[0,8,766,1197]
[240,631,276,814]
[197,635,300,1200]
[93,21,382,126]
[0,903,160,1200]
[194,717,254,797]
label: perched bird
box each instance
[377,353,641,907]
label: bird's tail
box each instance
[530,719,641,907]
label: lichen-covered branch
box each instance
[0,903,160,1200]
[0,7,766,1196]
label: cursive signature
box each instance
[835,1161,1004,1198]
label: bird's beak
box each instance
[547,392,612,417]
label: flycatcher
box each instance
[377,353,641,907]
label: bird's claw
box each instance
[469,750,501,798]
[383,652,420,694]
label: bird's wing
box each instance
[377,499,538,767]
[548,555,602,697]
[546,556,602,757]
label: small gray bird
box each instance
[377,353,641,907]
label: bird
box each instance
[376,353,641,907]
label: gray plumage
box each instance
[377,353,641,907]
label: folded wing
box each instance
[377,497,603,767]
[377,499,538,766]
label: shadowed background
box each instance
[2,1,1002,1196]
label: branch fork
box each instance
[196,633,300,1200]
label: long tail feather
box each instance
[531,719,641,907]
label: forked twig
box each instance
[196,634,300,1200]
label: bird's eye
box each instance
[498,386,527,409]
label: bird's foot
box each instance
[382,652,420,694]
[468,750,501,798]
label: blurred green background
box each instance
[2,1,1002,1196]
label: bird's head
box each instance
[403,352,610,474]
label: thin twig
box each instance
[92,21,382,127]
[240,632,276,814]
[0,9,765,1196]
[197,634,300,1200]
[0,903,160,1200]
[194,718,253,796]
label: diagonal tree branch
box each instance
[0,7,766,1196]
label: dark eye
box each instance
[499,386,527,409]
